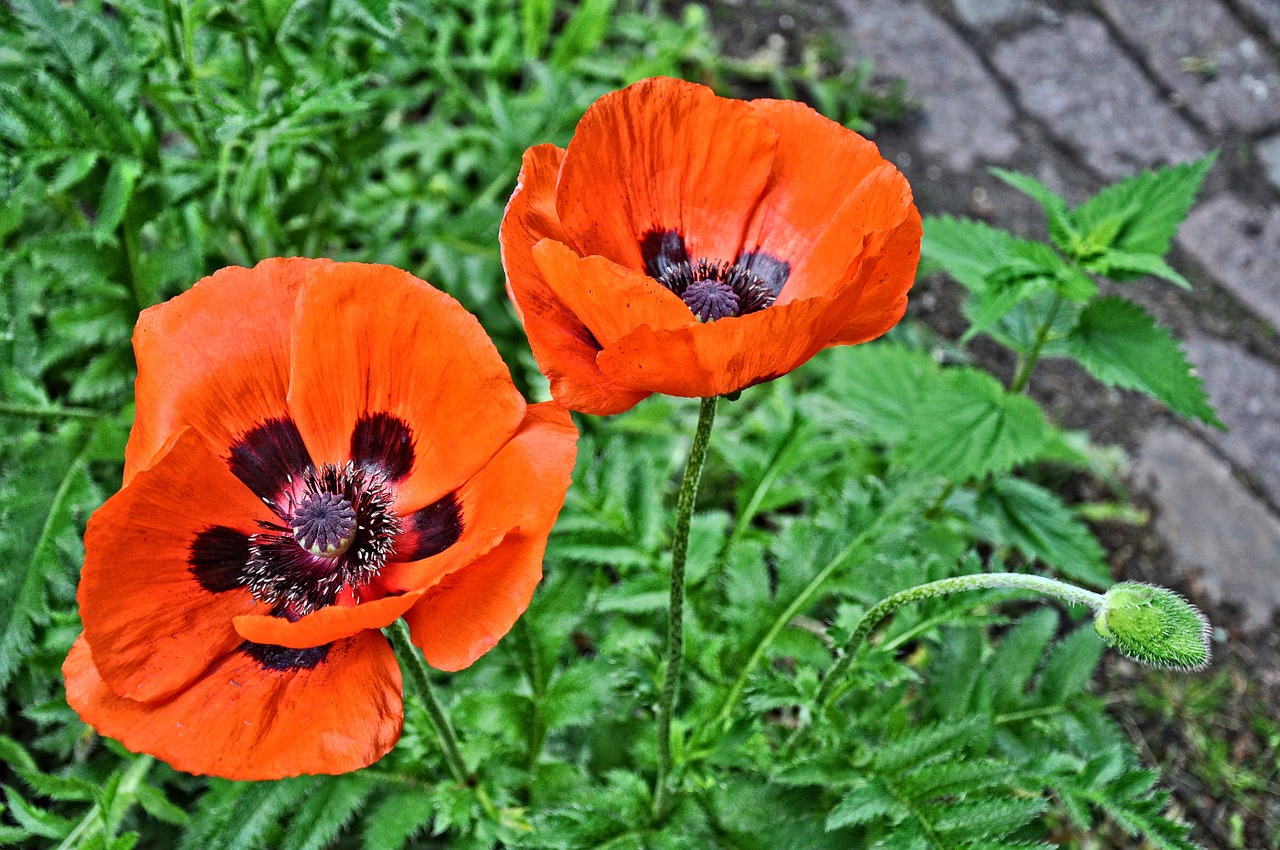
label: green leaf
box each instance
[279,775,376,850]
[361,788,435,850]
[1074,154,1216,258]
[520,0,555,58]
[342,0,399,35]
[990,168,1079,254]
[895,368,1051,480]
[975,478,1110,586]
[549,0,615,68]
[1065,297,1220,426]
[1038,625,1105,706]
[828,344,938,444]
[921,215,1015,293]
[826,780,904,830]
[93,158,141,243]
[0,429,94,695]
[1087,250,1191,289]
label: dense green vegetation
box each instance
[1,0,1227,847]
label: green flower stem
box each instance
[652,396,718,820]
[386,619,497,819]
[812,572,1104,714]
[1009,292,1064,394]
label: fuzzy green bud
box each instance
[1093,582,1210,671]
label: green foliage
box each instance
[1066,297,1220,427]
[0,0,1222,847]
[923,155,1218,425]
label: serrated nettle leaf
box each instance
[974,477,1110,586]
[1073,154,1215,257]
[1086,249,1191,289]
[824,343,939,444]
[921,215,1016,292]
[894,367,1051,481]
[1065,297,1220,426]
[991,167,1081,254]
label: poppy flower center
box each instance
[641,229,789,323]
[245,463,401,616]
[291,492,357,558]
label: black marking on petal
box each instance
[242,640,330,671]
[351,412,415,483]
[642,232,780,322]
[641,228,690,286]
[735,250,791,297]
[190,526,251,593]
[228,418,314,510]
[393,492,463,562]
[245,463,402,615]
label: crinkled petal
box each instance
[64,631,402,780]
[80,429,273,702]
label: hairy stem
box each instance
[386,621,474,790]
[812,572,1104,713]
[652,396,718,820]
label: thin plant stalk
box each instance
[812,573,1104,714]
[386,619,499,819]
[652,396,718,820]
[1009,292,1065,394]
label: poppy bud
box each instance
[1093,582,1211,671]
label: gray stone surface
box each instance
[1099,0,1280,133]
[1237,0,1280,44]
[1178,193,1280,328]
[991,14,1206,177]
[838,0,1019,170]
[1257,132,1280,188]
[1186,336,1280,506]
[949,0,1037,27]
[1133,427,1280,629]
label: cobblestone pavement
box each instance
[826,0,1280,630]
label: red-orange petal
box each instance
[595,282,865,399]
[502,145,650,416]
[829,205,923,345]
[80,429,273,702]
[403,530,546,672]
[286,263,526,514]
[232,590,426,650]
[531,239,691,347]
[379,401,578,595]
[741,101,912,303]
[124,258,319,483]
[64,632,402,780]
[555,77,778,271]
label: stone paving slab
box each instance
[1178,193,1280,329]
[837,0,1019,170]
[1099,0,1280,133]
[992,14,1206,177]
[1133,427,1280,630]
[1186,336,1280,507]
[1237,0,1280,45]
[947,0,1040,28]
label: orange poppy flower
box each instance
[501,76,922,415]
[64,259,577,780]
